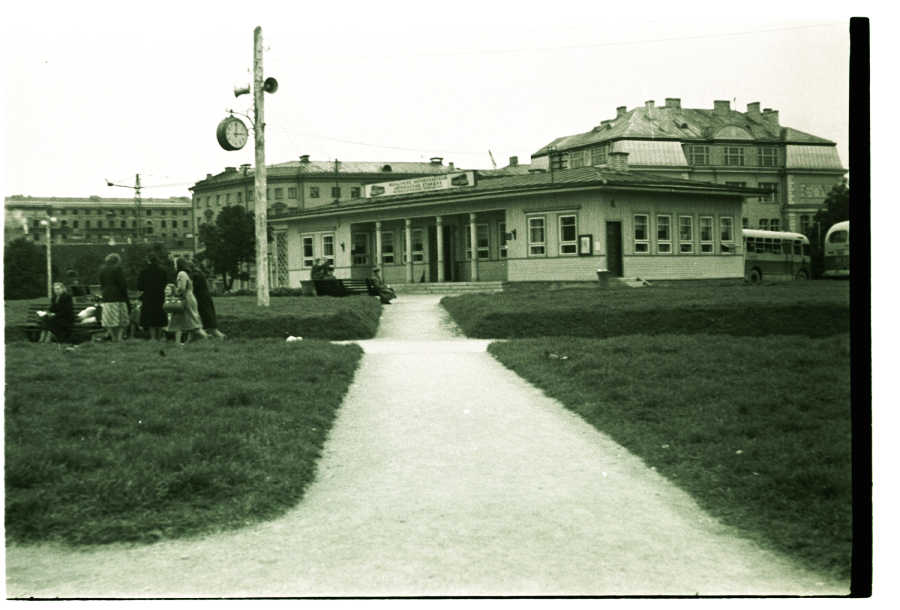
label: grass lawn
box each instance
[5,338,363,546]
[4,294,382,342]
[445,281,853,581]
[442,280,849,339]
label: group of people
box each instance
[37,253,225,346]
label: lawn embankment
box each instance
[442,281,849,338]
[488,334,852,582]
[5,338,363,546]
[4,295,382,342]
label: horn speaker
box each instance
[263,77,278,93]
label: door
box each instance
[428,226,438,282]
[606,221,623,277]
[443,225,455,281]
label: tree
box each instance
[804,179,849,278]
[4,238,53,300]
[199,206,256,291]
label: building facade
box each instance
[4,195,194,254]
[531,99,846,235]
[271,155,758,287]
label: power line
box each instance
[273,125,485,156]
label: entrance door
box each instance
[606,222,623,277]
[428,226,438,282]
[443,225,455,281]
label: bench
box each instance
[22,297,106,343]
[312,278,379,297]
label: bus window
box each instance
[828,230,848,244]
[803,244,810,256]
[793,241,802,255]
[781,241,790,255]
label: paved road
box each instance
[5,295,846,597]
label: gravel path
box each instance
[5,295,846,597]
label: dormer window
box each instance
[381,164,392,172]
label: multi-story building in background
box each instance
[4,195,194,254]
[531,98,846,234]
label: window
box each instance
[412,229,425,262]
[160,220,166,228]
[85,220,91,228]
[719,216,735,253]
[72,209,79,215]
[121,221,127,229]
[247,190,254,202]
[828,230,848,244]
[226,193,232,204]
[331,186,341,199]
[689,145,710,166]
[742,217,749,228]
[679,216,694,253]
[759,182,778,203]
[476,224,489,260]
[183,220,188,228]
[274,187,283,199]
[237,192,242,204]
[184,210,189,215]
[288,187,298,200]
[381,231,394,264]
[73,220,79,228]
[590,145,608,166]
[310,187,320,198]
[759,146,777,167]
[351,187,361,199]
[656,215,672,254]
[527,216,546,256]
[568,150,586,169]
[769,218,780,231]
[146,209,152,216]
[133,221,137,228]
[724,147,744,166]
[699,216,714,253]
[215,195,220,205]
[351,233,368,265]
[759,219,769,230]
[800,214,811,234]
[302,235,314,267]
[498,222,508,258]
[634,214,649,253]
[322,233,335,264]
[559,215,577,255]
[205,196,211,206]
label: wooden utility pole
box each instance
[253,26,270,306]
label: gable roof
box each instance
[532,103,835,156]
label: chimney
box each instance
[429,156,443,165]
[240,163,251,175]
[225,166,236,173]
[206,173,212,180]
[645,100,655,110]
[616,105,627,118]
[746,102,761,117]
[509,156,518,167]
[448,162,455,171]
[299,154,310,163]
[714,100,730,115]
[762,108,780,127]
[600,120,613,129]
[607,151,629,172]
[665,98,681,109]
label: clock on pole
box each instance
[216,116,249,151]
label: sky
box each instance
[2,0,863,201]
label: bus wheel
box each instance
[795,269,809,280]
[749,269,762,284]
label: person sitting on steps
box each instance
[370,267,396,304]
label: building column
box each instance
[435,215,445,283]
[469,212,479,282]
[405,218,413,283]
[375,221,383,269]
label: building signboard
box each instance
[364,171,475,198]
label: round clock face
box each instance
[217,117,249,151]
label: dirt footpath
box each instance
[5,296,847,597]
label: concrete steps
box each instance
[392,281,504,295]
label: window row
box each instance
[688,145,779,167]
[526,214,578,256]
[41,208,187,217]
[301,233,336,268]
[633,214,735,254]
[52,219,192,229]
[202,185,367,207]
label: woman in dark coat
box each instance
[190,260,225,339]
[99,252,130,342]
[38,281,75,343]
[137,254,168,340]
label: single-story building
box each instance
[268,152,762,286]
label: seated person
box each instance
[37,281,75,343]
[370,267,396,304]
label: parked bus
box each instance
[742,229,811,283]
[823,220,849,278]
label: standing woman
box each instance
[191,260,225,339]
[137,254,168,340]
[99,253,130,342]
[38,281,75,343]
[168,257,208,345]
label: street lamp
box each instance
[39,216,58,298]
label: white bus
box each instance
[742,229,811,283]
[823,220,849,278]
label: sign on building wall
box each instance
[364,171,476,198]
